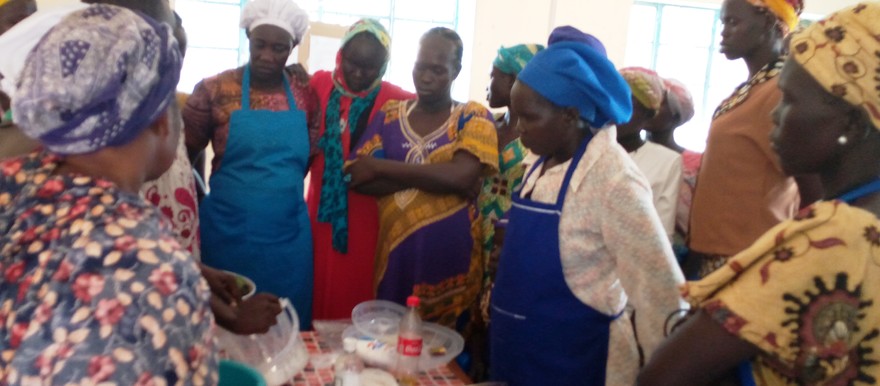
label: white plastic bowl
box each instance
[351,300,407,338]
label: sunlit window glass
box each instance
[177,0,472,101]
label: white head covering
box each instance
[240,0,308,42]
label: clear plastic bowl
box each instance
[341,322,464,371]
[216,299,308,385]
[351,300,407,338]
[419,323,464,370]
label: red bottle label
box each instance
[397,337,423,357]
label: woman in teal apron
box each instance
[183,0,316,328]
[491,34,686,385]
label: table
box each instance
[289,331,469,386]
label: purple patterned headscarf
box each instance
[12,4,181,155]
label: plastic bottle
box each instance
[334,337,364,386]
[395,295,423,386]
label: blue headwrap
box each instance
[517,41,632,128]
[547,26,607,57]
[13,4,182,155]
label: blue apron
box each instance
[200,66,313,329]
[490,137,620,385]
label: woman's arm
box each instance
[637,310,759,386]
[601,172,687,357]
[182,80,215,163]
[347,101,497,198]
[347,150,484,198]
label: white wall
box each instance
[467,0,634,102]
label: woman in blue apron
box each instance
[639,4,880,385]
[490,31,687,385]
[183,0,316,329]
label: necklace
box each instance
[713,58,783,119]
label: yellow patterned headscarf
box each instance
[745,0,803,34]
[619,67,665,112]
[0,0,10,8]
[790,3,880,130]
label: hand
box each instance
[285,63,310,86]
[227,293,283,335]
[345,156,382,189]
[199,263,242,306]
[466,178,482,201]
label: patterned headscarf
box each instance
[318,18,391,253]
[518,41,632,128]
[240,0,309,42]
[13,4,181,155]
[744,0,804,35]
[790,3,880,130]
[664,78,695,125]
[620,67,666,112]
[332,18,391,97]
[493,44,545,76]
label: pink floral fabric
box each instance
[675,150,702,242]
[141,131,201,259]
[0,151,217,385]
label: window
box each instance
[176,0,474,100]
[176,0,249,94]
[625,2,817,152]
[624,2,746,152]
